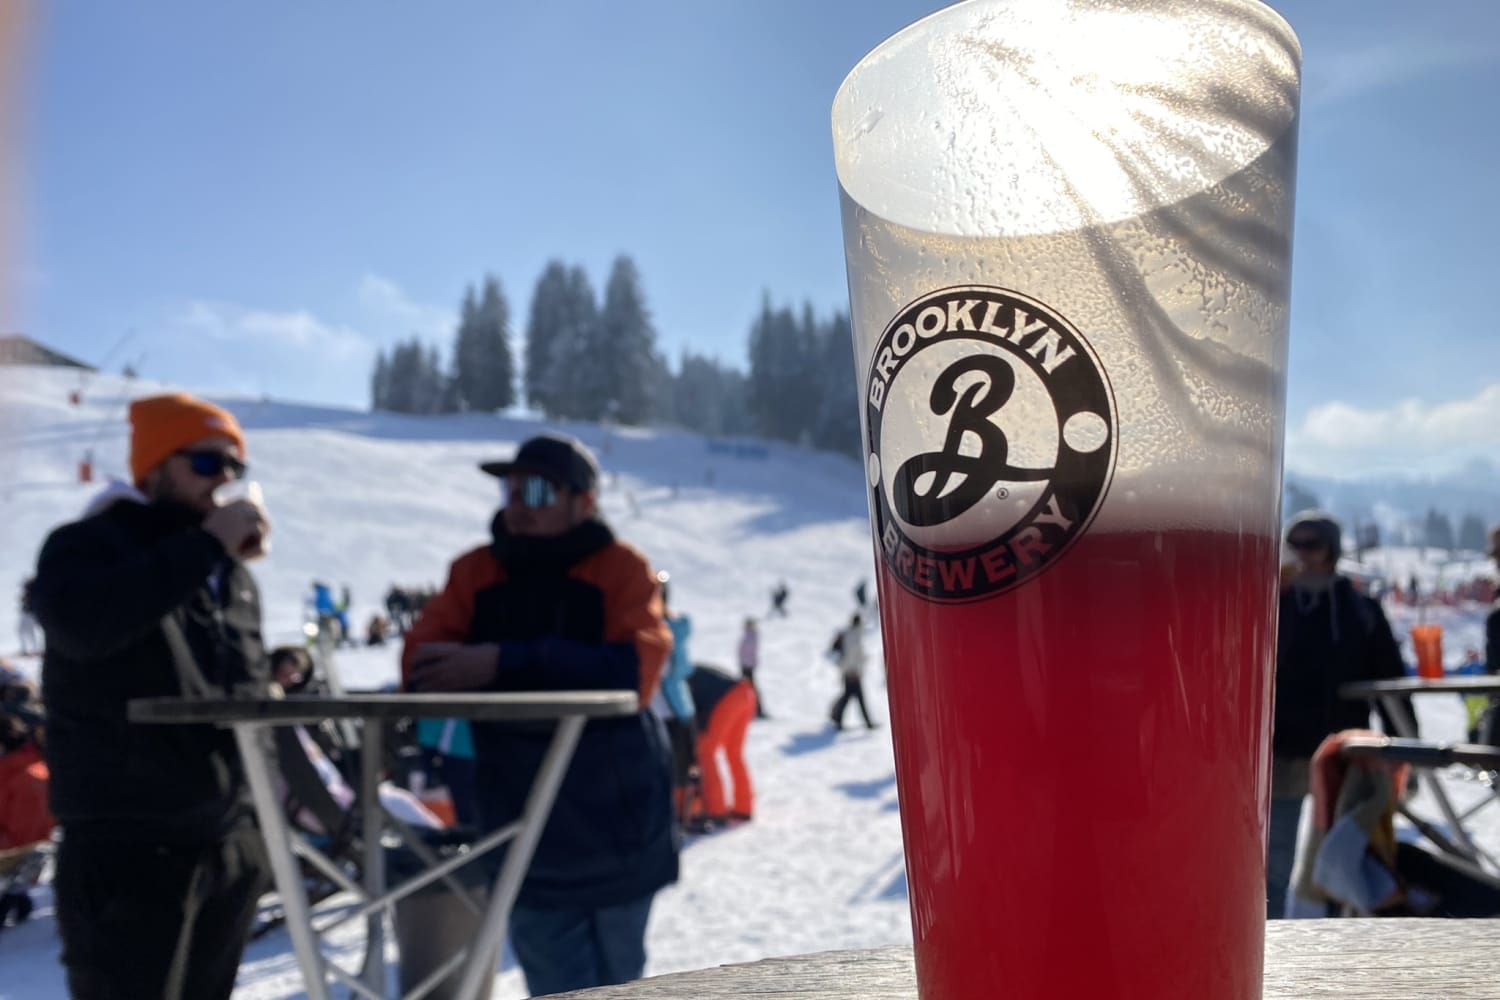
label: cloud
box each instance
[177,300,370,361]
[355,274,454,342]
[1286,383,1500,478]
[150,277,456,407]
[1306,40,1498,110]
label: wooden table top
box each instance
[560,920,1499,998]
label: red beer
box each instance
[878,528,1279,999]
[833,2,1300,995]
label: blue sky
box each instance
[12,0,1500,478]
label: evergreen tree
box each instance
[551,267,606,420]
[421,344,448,414]
[644,349,673,424]
[454,276,516,412]
[673,352,727,433]
[599,255,659,425]
[1459,513,1488,553]
[449,286,479,410]
[810,310,861,456]
[371,349,390,410]
[747,295,814,442]
[482,275,517,410]
[383,340,420,414]
[674,352,754,436]
[524,261,570,413]
[376,337,452,415]
[717,367,753,436]
[1424,507,1456,552]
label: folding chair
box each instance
[1339,735,1500,889]
[1295,734,1500,918]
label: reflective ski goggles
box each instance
[176,449,247,480]
[505,474,562,509]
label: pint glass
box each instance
[1412,624,1444,679]
[214,479,272,559]
[832,2,1300,997]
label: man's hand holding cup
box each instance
[206,481,271,560]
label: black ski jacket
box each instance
[1274,576,1408,760]
[31,498,269,844]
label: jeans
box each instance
[1266,796,1304,919]
[509,895,655,996]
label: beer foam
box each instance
[832,0,1300,238]
[1090,462,1283,537]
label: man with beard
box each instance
[29,392,272,999]
[403,432,676,996]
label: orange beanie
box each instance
[129,393,247,485]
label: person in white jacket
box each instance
[828,614,877,731]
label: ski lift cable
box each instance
[76,328,136,394]
[81,348,147,478]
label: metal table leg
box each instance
[234,723,334,1000]
[361,718,387,992]
[1380,694,1482,860]
[453,715,587,1000]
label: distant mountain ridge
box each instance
[1285,457,1500,540]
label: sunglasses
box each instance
[1286,537,1324,552]
[177,449,247,480]
[506,475,562,509]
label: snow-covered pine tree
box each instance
[524,261,570,414]
[1459,513,1489,554]
[455,276,515,412]
[599,255,659,426]
[450,285,480,410]
[552,266,607,421]
[811,310,861,456]
[383,339,420,413]
[371,349,390,410]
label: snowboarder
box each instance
[829,613,877,731]
[769,580,789,618]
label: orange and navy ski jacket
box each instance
[401,515,677,909]
[400,519,671,704]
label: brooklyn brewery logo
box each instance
[865,285,1116,602]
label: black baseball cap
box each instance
[480,433,600,494]
[1285,510,1342,561]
